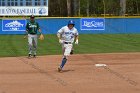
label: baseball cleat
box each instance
[58,67,62,72]
[33,55,36,58]
[28,54,32,58]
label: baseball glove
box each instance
[39,34,44,40]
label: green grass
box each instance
[1,34,140,57]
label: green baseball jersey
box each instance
[26,21,40,34]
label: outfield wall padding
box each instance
[0,18,140,34]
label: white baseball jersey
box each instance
[57,26,79,43]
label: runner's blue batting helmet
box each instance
[68,20,75,26]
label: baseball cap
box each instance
[30,15,35,18]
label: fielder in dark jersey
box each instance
[26,15,42,58]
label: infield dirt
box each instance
[0,53,140,93]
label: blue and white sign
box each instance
[0,7,48,16]
[81,18,105,30]
[2,19,26,31]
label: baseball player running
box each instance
[57,20,79,72]
[25,15,44,58]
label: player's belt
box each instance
[64,42,72,44]
[30,33,36,35]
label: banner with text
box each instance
[0,7,48,16]
[2,19,26,31]
[81,18,105,30]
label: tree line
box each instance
[48,0,140,17]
